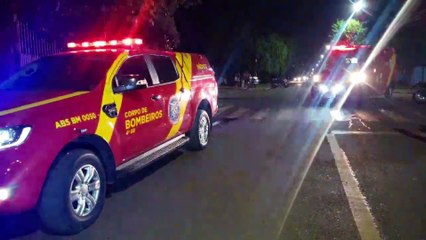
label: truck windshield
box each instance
[0,53,117,91]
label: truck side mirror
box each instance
[113,75,148,93]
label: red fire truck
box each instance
[0,38,218,234]
[311,44,397,100]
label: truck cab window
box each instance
[117,56,153,87]
[150,56,179,84]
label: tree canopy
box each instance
[256,34,292,77]
[5,0,200,49]
[331,19,367,45]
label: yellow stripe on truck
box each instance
[0,91,89,117]
[95,52,129,143]
[166,53,192,139]
[386,53,397,87]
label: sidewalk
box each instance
[218,84,277,99]
[394,86,413,95]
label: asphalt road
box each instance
[2,84,426,240]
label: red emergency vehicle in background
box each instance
[311,44,397,100]
[0,38,218,234]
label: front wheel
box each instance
[413,90,426,104]
[187,110,211,150]
[38,149,106,235]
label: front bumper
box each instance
[312,83,346,98]
[0,147,51,214]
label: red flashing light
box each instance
[67,42,77,48]
[122,38,133,46]
[332,45,356,51]
[93,41,107,47]
[67,38,143,49]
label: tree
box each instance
[8,0,200,49]
[331,19,367,45]
[255,34,291,78]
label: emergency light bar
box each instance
[332,45,356,51]
[67,38,143,49]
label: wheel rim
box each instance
[199,115,209,146]
[69,164,101,217]
[416,92,426,102]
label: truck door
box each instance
[148,54,192,141]
[113,55,166,161]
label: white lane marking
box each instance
[355,110,380,122]
[212,121,221,127]
[216,105,234,116]
[379,108,410,123]
[250,108,270,120]
[331,130,399,135]
[226,108,250,119]
[327,134,381,240]
[276,109,296,121]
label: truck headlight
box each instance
[332,84,345,94]
[350,72,367,84]
[319,84,329,93]
[313,75,321,82]
[0,188,12,201]
[0,127,32,150]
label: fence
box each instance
[15,21,63,66]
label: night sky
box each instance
[175,0,410,75]
[176,0,352,65]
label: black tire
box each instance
[413,90,426,104]
[187,109,211,151]
[38,149,106,235]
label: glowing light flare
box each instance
[350,72,367,84]
[332,84,345,94]
[0,188,11,201]
[67,38,144,49]
[313,75,321,82]
[109,40,118,46]
[93,41,107,47]
[122,38,133,46]
[332,45,357,51]
[330,109,346,121]
[319,84,329,93]
[0,129,13,143]
[67,42,77,48]
[353,1,365,13]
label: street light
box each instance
[353,1,365,13]
[325,45,331,50]
[320,54,324,59]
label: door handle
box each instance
[151,95,162,101]
[102,103,118,118]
